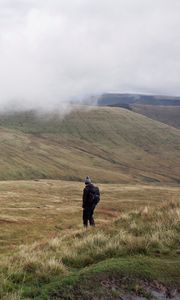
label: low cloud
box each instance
[0,0,180,111]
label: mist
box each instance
[0,0,180,112]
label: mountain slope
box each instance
[132,104,180,129]
[0,106,180,183]
[97,93,180,129]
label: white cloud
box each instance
[0,0,180,111]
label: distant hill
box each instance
[132,104,180,129]
[0,106,180,183]
[98,93,180,129]
[98,93,180,106]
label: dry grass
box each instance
[0,180,179,298]
[0,180,179,254]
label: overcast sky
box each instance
[0,0,180,110]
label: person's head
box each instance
[84,176,92,185]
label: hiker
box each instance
[82,176,100,227]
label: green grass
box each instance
[0,106,180,183]
[40,257,180,300]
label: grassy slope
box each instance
[0,106,180,183]
[0,180,179,299]
[132,104,180,129]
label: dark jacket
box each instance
[82,183,97,209]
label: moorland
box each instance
[0,105,179,299]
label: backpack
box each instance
[89,186,100,206]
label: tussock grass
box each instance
[62,200,179,266]
[0,196,179,298]
[1,293,21,300]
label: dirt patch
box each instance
[98,208,118,218]
[100,279,180,300]
[0,217,31,224]
[0,219,16,224]
[49,277,180,300]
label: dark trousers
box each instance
[83,207,95,227]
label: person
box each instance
[82,176,100,227]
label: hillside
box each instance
[132,104,180,129]
[97,93,180,129]
[0,106,180,183]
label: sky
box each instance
[0,0,180,111]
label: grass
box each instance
[0,180,179,254]
[0,106,180,183]
[0,180,179,299]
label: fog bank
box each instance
[0,0,180,112]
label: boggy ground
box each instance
[0,180,179,299]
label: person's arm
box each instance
[97,187,100,198]
[82,187,88,208]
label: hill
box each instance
[98,93,180,106]
[0,106,180,183]
[132,104,180,129]
[97,93,180,129]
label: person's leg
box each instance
[86,209,91,226]
[83,208,88,227]
[89,208,95,226]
